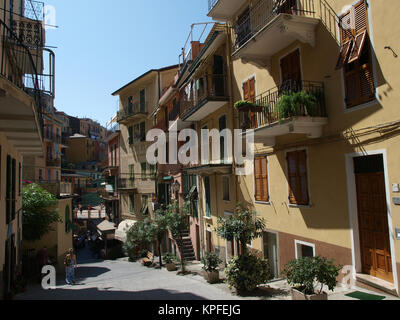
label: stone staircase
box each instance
[177,230,196,262]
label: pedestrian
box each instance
[64,248,78,285]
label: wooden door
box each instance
[280,49,302,91]
[355,172,393,282]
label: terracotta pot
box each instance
[166,263,177,272]
[204,271,220,284]
[291,288,328,301]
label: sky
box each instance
[44,0,214,127]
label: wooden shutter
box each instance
[354,0,368,34]
[6,155,11,224]
[340,11,353,43]
[243,80,250,101]
[249,78,256,102]
[335,40,353,70]
[348,30,367,64]
[287,150,309,205]
[255,156,269,202]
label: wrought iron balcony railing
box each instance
[233,0,316,51]
[239,80,327,130]
[117,101,148,123]
[0,18,43,135]
[181,73,228,119]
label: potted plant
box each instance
[234,100,255,112]
[163,253,177,271]
[283,256,342,301]
[202,252,222,284]
[275,91,318,123]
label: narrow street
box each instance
[15,245,242,300]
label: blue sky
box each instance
[45,0,213,127]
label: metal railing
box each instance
[240,80,326,130]
[233,0,316,51]
[117,101,148,122]
[181,73,228,119]
[118,174,156,190]
[0,17,43,134]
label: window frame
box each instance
[254,155,270,204]
[286,149,310,207]
[295,240,316,259]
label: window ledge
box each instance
[255,201,271,206]
[344,98,378,114]
[289,204,312,209]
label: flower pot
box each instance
[204,271,220,284]
[291,288,328,301]
[166,263,177,272]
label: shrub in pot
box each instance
[202,252,222,284]
[283,256,342,300]
[276,91,318,123]
[225,253,270,294]
[163,253,177,271]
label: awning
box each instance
[163,176,174,182]
[184,163,232,176]
[96,220,116,234]
[115,220,136,243]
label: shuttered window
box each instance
[337,0,375,108]
[287,150,309,206]
[254,156,269,202]
[6,155,11,224]
[242,77,257,127]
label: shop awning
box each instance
[115,220,136,242]
[96,220,116,235]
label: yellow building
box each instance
[112,65,178,223]
[23,198,74,273]
[0,0,46,298]
[206,0,400,295]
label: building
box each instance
[205,0,400,295]
[0,0,48,299]
[100,115,121,224]
[112,65,179,226]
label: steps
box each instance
[176,234,196,262]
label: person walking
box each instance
[64,248,77,285]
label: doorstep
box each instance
[356,273,398,297]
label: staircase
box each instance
[177,229,196,262]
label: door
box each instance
[354,155,393,283]
[213,55,225,97]
[204,177,211,217]
[280,49,302,91]
[263,232,279,280]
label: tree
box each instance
[22,183,61,242]
[216,203,266,256]
[123,219,150,259]
[152,209,169,267]
[165,201,190,273]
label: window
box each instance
[336,0,375,108]
[287,150,309,206]
[222,176,230,201]
[65,205,71,233]
[140,89,146,112]
[141,163,147,180]
[140,122,146,142]
[149,165,155,179]
[129,194,135,214]
[241,77,257,128]
[128,96,133,113]
[141,195,149,215]
[254,156,269,202]
[219,115,227,163]
[295,241,315,259]
[204,176,211,218]
[128,126,134,144]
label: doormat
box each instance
[345,291,386,300]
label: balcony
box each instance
[239,80,327,146]
[118,175,156,194]
[232,0,319,69]
[181,73,229,122]
[168,100,193,132]
[44,132,61,144]
[208,0,245,21]
[0,19,43,156]
[118,101,148,125]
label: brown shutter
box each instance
[298,150,309,205]
[261,157,269,202]
[348,30,367,64]
[354,0,368,35]
[249,77,256,102]
[287,152,298,205]
[340,11,353,43]
[335,40,353,70]
[254,157,263,201]
[243,80,250,101]
[359,63,375,100]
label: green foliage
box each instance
[276,91,318,123]
[163,253,175,264]
[123,220,149,259]
[283,256,342,295]
[202,252,222,272]
[22,184,61,241]
[234,100,255,110]
[216,203,266,255]
[225,253,270,293]
[165,201,190,271]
